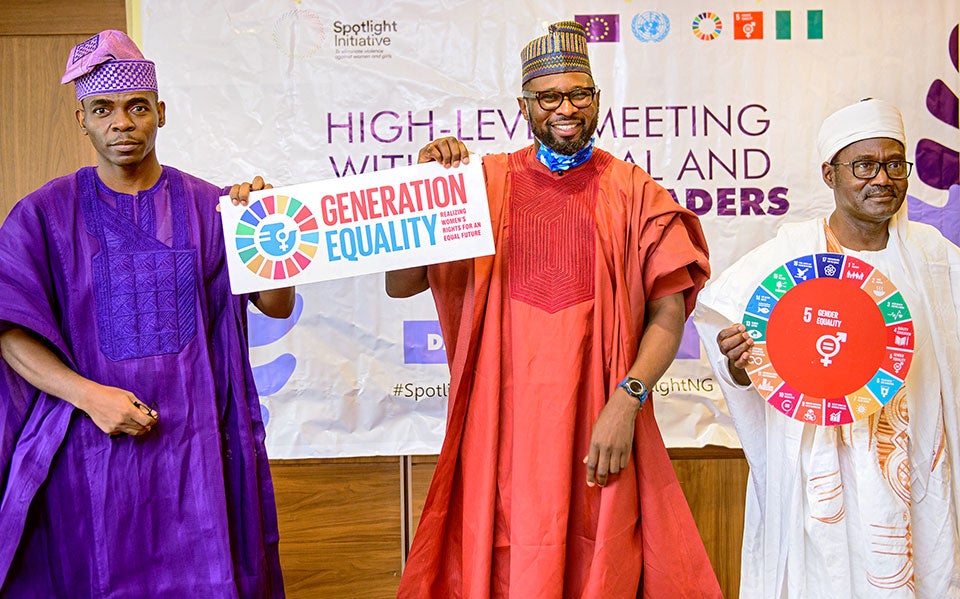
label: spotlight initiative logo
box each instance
[273,10,326,58]
[235,196,320,280]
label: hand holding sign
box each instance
[219,160,493,293]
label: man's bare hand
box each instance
[77,382,158,436]
[418,137,470,167]
[584,390,641,487]
[226,175,273,207]
[717,323,753,386]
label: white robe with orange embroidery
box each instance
[694,210,960,598]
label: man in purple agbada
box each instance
[0,30,292,597]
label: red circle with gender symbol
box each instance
[740,253,914,426]
[766,277,885,398]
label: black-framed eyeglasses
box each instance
[132,399,159,421]
[520,87,599,111]
[830,160,913,180]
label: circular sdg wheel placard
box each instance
[741,253,914,426]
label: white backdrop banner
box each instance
[139,1,960,458]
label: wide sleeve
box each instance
[0,190,76,502]
[0,198,71,353]
[634,176,711,317]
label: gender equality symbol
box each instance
[740,253,914,426]
[235,195,320,280]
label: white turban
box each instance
[816,99,906,163]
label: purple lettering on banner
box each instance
[645,106,663,137]
[455,110,474,141]
[716,187,737,215]
[381,154,408,168]
[739,188,765,215]
[744,148,771,178]
[327,112,354,143]
[497,109,527,140]
[768,187,790,215]
[684,188,712,215]
[477,109,496,140]
[403,320,448,364]
[708,150,736,178]
[595,109,618,138]
[738,104,770,135]
[408,111,434,140]
[665,106,690,136]
[622,107,641,138]
[371,111,402,143]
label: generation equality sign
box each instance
[218,160,493,293]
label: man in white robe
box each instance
[694,99,960,598]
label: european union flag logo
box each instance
[575,14,620,43]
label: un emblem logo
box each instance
[632,11,670,42]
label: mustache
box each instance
[864,185,897,196]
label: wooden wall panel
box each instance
[0,36,100,218]
[409,455,438,539]
[0,0,125,36]
[670,447,749,599]
[0,0,124,220]
[271,457,403,599]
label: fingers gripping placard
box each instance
[741,253,913,426]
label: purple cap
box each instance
[61,30,158,101]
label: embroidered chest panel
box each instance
[80,169,199,361]
[508,159,601,313]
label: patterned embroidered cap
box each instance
[61,30,157,101]
[521,21,592,85]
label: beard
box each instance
[531,109,599,155]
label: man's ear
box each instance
[517,97,530,122]
[821,162,836,189]
[75,104,88,136]
[157,100,166,128]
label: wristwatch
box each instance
[617,376,649,406]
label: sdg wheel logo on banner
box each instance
[741,253,914,426]
[235,195,320,280]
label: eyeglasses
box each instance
[520,87,599,111]
[830,160,913,180]
[132,399,159,421]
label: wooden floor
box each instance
[272,448,749,598]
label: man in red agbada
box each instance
[387,20,721,598]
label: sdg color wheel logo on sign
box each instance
[741,253,914,426]
[235,195,321,280]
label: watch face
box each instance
[622,378,646,396]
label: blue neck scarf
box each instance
[535,137,595,172]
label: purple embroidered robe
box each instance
[0,167,284,597]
